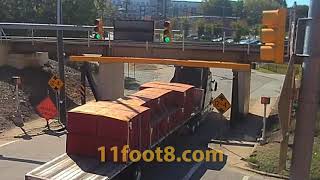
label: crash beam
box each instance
[70,56,251,71]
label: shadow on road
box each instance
[13,128,66,140]
[0,154,45,165]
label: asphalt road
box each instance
[0,67,284,180]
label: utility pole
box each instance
[57,0,67,125]
[290,0,320,179]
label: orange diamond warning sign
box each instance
[212,93,231,114]
[36,97,57,121]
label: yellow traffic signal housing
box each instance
[93,18,104,40]
[260,8,287,64]
[163,21,172,43]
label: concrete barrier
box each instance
[7,52,49,69]
[0,43,9,66]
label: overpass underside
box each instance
[3,40,260,63]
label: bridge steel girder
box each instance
[70,56,251,71]
[4,39,261,63]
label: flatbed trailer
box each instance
[26,67,214,180]
[25,107,211,180]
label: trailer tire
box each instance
[196,120,200,128]
[133,166,141,180]
[191,125,196,134]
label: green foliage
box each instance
[232,0,245,17]
[295,5,309,19]
[181,18,190,37]
[243,0,282,26]
[0,0,116,25]
[197,19,205,38]
[231,20,249,42]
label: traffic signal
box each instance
[163,21,172,43]
[93,18,104,40]
[260,8,287,64]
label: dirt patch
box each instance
[0,60,94,133]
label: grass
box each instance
[311,136,320,180]
[256,63,302,79]
[246,111,320,179]
[247,142,291,176]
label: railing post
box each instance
[31,29,34,45]
[223,31,225,53]
[87,31,90,47]
[182,30,185,51]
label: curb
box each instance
[233,164,289,179]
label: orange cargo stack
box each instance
[67,102,151,162]
[117,88,173,146]
[140,81,196,122]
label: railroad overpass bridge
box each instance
[1,37,260,63]
[0,36,261,123]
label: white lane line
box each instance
[182,162,204,180]
[0,140,18,148]
[242,176,250,180]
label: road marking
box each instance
[242,176,250,180]
[182,162,204,180]
[0,140,18,148]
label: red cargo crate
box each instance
[117,88,172,122]
[67,112,98,136]
[66,134,99,158]
[158,115,170,140]
[140,82,195,120]
[68,104,151,153]
[169,107,184,130]
[80,101,152,150]
[67,134,132,163]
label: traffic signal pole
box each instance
[290,0,320,179]
[57,0,67,125]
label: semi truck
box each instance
[25,66,215,180]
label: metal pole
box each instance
[182,30,185,51]
[230,70,239,128]
[262,104,267,141]
[87,31,90,47]
[57,0,67,125]
[222,31,225,53]
[31,29,34,45]
[247,34,250,55]
[81,64,86,105]
[291,0,320,179]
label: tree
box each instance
[243,0,282,26]
[295,5,309,19]
[197,19,205,38]
[181,17,190,37]
[231,20,249,42]
[232,0,245,18]
[201,0,233,17]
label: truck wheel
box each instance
[191,125,196,134]
[196,120,200,128]
[134,166,141,180]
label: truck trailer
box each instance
[25,67,215,180]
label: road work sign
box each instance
[212,93,231,114]
[48,75,64,91]
[36,96,58,121]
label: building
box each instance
[170,0,202,17]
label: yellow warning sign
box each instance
[212,93,231,114]
[48,75,64,91]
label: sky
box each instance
[287,0,309,6]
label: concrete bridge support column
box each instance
[231,70,251,127]
[238,70,251,118]
[97,63,124,101]
[0,43,9,66]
